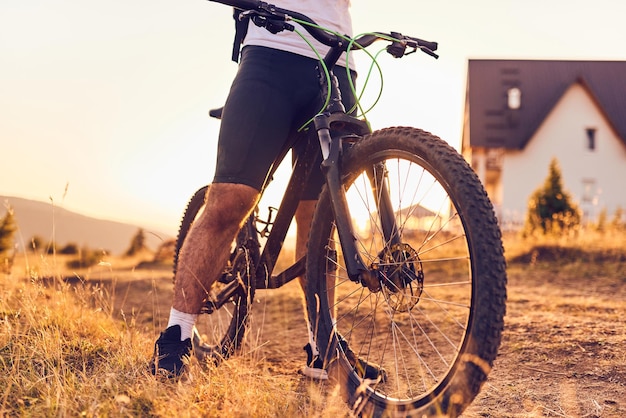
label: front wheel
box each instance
[306,127,507,416]
[174,186,257,362]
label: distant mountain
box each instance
[0,196,172,255]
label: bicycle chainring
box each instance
[229,246,254,294]
[202,246,254,314]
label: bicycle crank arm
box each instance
[200,279,244,314]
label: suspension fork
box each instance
[314,67,401,291]
[367,162,402,247]
[315,113,386,292]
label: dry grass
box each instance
[1,250,349,417]
[1,230,625,417]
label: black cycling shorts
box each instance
[213,45,357,200]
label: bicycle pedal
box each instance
[200,300,218,314]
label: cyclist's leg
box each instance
[295,200,326,378]
[152,46,320,377]
[295,67,357,377]
[172,183,259,315]
[296,198,339,379]
[174,46,319,314]
[152,182,259,378]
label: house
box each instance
[461,60,626,228]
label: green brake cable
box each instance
[291,20,385,130]
[291,26,332,131]
[290,19,406,131]
[346,31,411,118]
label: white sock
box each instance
[167,307,198,341]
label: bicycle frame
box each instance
[253,110,373,291]
[251,67,397,297]
[206,0,439,300]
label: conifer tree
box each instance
[0,207,17,255]
[524,158,581,235]
[125,228,147,256]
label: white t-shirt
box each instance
[242,0,354,69]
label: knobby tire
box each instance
[306,127,507,417]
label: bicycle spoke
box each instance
[324,152,476,400]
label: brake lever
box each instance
[386,32,408,58]
[387,42,439,59]
[387,32,439,59]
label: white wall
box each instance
[501,83,626,225]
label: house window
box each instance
[582,178,596,203]
[586,128,597,151]
[507,87,521,110]
[486,148,504,171]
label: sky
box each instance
[1,0,625,236]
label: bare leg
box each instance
[295,200,336,353]
[151,183,259,376]
[295,200,316,291]
[173,183,259,314]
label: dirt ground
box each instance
[79,256,625,417]
[463,264,625,417]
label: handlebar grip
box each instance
[414,38,438,52]
[421,40,438,52]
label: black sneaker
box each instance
[150,325,192,378]
[302,339,387,383]
[338,337,388,383]
[301,343,329,380]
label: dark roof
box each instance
[464,60,626,150]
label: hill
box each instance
[0,196,172,255]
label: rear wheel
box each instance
[306,127,507,416]
[174,186,257,362]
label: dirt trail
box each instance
[464,266,626,417]
[94,261,625,417]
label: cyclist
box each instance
[150,0,381,380]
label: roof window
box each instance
[507,87,522,110]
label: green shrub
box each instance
[0,206,17,273]
[29,235,45,253]
[66,247,103,269]
[125,228,147,257]
[59,243,79,255]
[595,208,608,233]
[524,158,581,236]
[0,206,17,255]
[611,206,625,230]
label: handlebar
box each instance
[209,0,259,10]
[208,0,438,59]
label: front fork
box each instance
[314,113,399,292]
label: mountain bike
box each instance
[174,1,507,416]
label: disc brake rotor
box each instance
[378,243,424,312]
